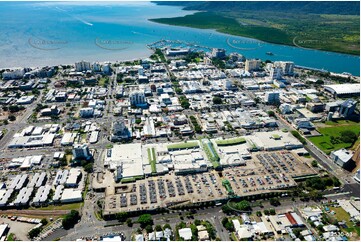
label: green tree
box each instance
[269,208,276,215]
[145,225,153,233]
[221,217,228,226]
[194,219,201,226]
[62,210,80,229]
[267,110,275,117]
[28,227,42,239]
[236,200,251,211]
[222,205,232,214]
[213,97,222,105]
[163,224,172,230]
[270,198,280,206]
[311,160,318,167]
[332,177,341,187]
[138,214,153,228]
[40,218,48,226]
[8,115,16,121]
[115,212,128,222]
[340,130,357,143]
[256,211,262,217]
[9,105,20,113]
[126,218,133,227]
[155,224,163,231]
[83,163,93,173]
[175,87,183,95]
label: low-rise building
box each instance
[330,149,353,168]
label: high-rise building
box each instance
[211,48,226,59]
[92,62,101,72]
[245,59,261,72]
[102,63,111,74]
[111,119,131,141]
[129,90,147,107]
[264,91,280,104]
[75,61,91,72]
[274,61,294,75]
[72,144,92,160]
[270,67,282,80]
[339,99,357,118]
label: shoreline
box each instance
[0,50,359,78]
[149,18,360,57]
[148,9,360,57]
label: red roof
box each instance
[285,212,297,225]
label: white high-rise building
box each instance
[129,90,147,107]
[270,67,282,80]
[245,59,261,72]
[264,91,280,104]
[75,61,91,72]
[274,61,294,75]
[2,68,25,80]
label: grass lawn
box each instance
[202,140,220,168]
[308,122,360,154]
[215,137,246,146]
[6,233,15,241]
[330,206,352,225]
[147,148,157,173]
[65,154,72,165]
[30,202,83,211]
[330,206,360,240]
[167,141,199,150]
[230,232,238,241]
[98,77,109,87]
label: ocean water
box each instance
[0,1,359,75]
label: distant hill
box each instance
[153,1,360,15]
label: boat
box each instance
[266,52,274,56]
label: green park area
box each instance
[308,121,360,154]
[215,137,246,146]
[201,139,220,168]
[167,141,199,150]
[328,206,360,239]
[147,148,157,173]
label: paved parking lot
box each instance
[0,217,37,241]
[103,151,317,215]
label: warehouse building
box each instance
[9,174,28,190]
[53,170,69,186]
[104,143,144,179]
[53,185,64,202]
[65,169,82,188]
[60,133,77,146]
[323,84,360,97]
[8,134,55,148]
[60,189,82,203]
[0,189,14,207]
[32,185,52,206]
[248,131,303,151]
[14,187,33,206]
[0,224,9,241]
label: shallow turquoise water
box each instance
[0,1,359,75]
